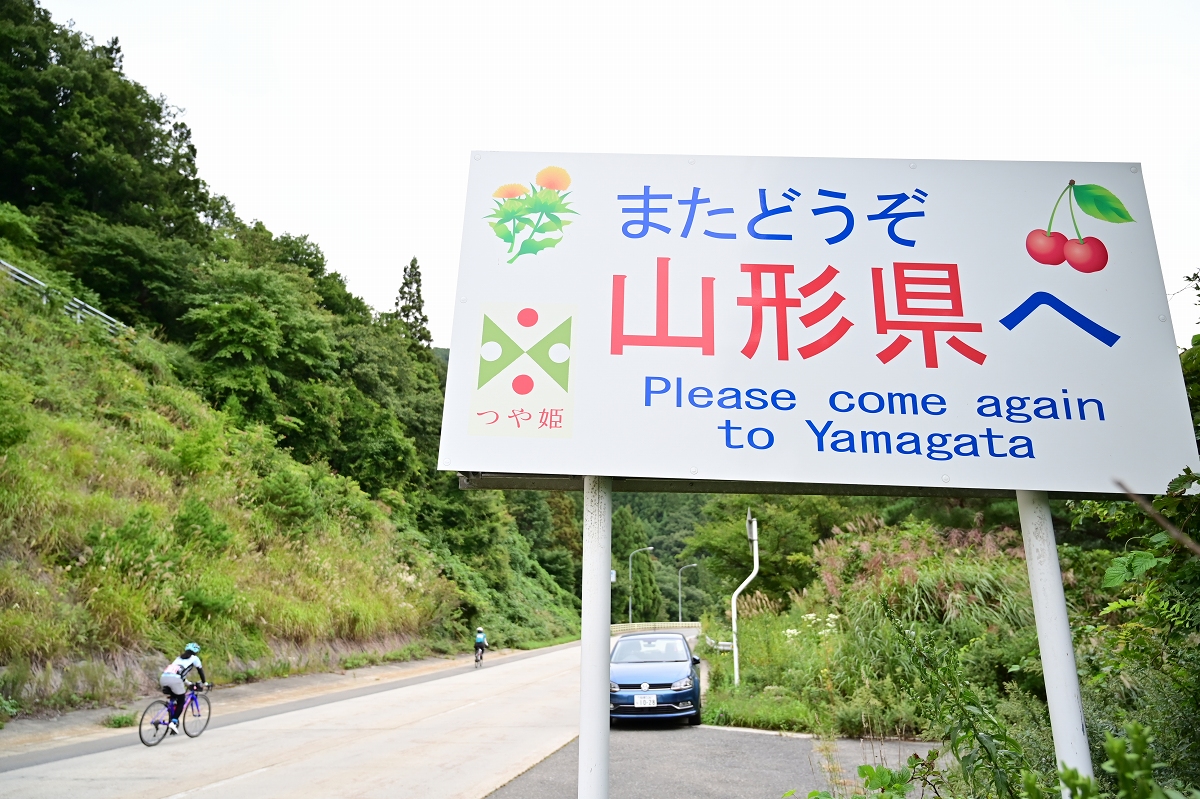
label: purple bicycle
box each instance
[139,681,211,746]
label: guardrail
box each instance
[1,258,130,336]
[705,635,733,652]
[609,621,699,636]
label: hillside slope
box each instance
[0,267,575,711]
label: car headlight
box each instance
[671,676,694,691]
[610,681,619,693]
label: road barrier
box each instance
[609,621,698,636]
[1,259,130,336]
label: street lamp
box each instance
[627,546,654,624]
[677,563,698,622]
[732,508,759,687]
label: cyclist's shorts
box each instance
[160,672,186,696]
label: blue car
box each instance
[609,632,702,724]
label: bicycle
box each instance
[474,645,486,668]
[139,681,211,746]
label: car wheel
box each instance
[688,701,702,726]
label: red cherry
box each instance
[1063,236,1108,273]
[1025,229,1067,265]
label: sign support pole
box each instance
[578,476,612,799]
[1016,490,1093,786]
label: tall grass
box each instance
[0,278,481,711]
[701,520,1051,738]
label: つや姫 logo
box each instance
[470,305,573,438]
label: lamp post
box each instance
[731,509,759,687]
[627,546,653,624]
[677,563,698,622]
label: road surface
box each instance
[489,724,929,799]
[0,642,584,799]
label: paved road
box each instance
[0,643,584,799]
[490,724,927,799]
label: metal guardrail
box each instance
[609,622,699,635]
[1,259,130,336]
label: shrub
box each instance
[102,712,136,728]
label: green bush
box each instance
[102,712,136,728]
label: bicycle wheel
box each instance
[183,693,211,737]
[139,700,171,747]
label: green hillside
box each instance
[0,0,579,714]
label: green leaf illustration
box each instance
[527,189,577,216]
[507,235,561,264]
[1072,184,1135,223]
[490,221,514,244]
[535,218,572,234]
[487,198,534,225]
[525,317,571,391]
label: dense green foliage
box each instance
[0,0,579,716]
[699,481,1200,793]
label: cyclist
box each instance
[474,627,488,664]
[160,642,209,735]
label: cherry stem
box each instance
[1045,184,1071,235]
[1067,184,1083,243]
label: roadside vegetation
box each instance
[0,0,579,719]
[697,482,1200,794]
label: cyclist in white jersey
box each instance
[160,642,210,735]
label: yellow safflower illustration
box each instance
[485,166,578,263]
[535,167,571,192]
[493,184,528,199]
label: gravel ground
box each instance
[488,722,931,799]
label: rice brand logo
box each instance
[470,304,574,438]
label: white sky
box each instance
[48,1,1200,349]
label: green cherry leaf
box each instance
[1072,184,1135,223]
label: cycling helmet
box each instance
[476,627,484,632]
[184,642,201,655]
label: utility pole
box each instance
[731,509,759,687]
[677,563,698,622]
[627,546,653,624]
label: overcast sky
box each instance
[48,1,1199,348]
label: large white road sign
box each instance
[439,153,1198,495]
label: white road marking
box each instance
[162,766,274,798]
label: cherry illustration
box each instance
[1025,179,1132,273]
[1064,236,1108,273]
[1025,229,1067,265]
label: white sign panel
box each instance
[439,153,1198,495]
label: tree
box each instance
[685,494,851,602]
[0,2,222,238]
[395,257,431,345]
[611,505,662,622]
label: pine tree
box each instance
[395,257,431,344]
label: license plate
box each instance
[634,694,657,708]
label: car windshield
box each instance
[611,636,688,663]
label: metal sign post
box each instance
[577,476,612,799]
[1017,490,1094,781]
